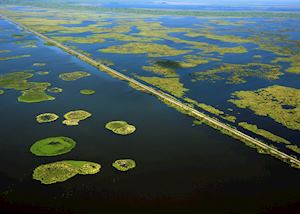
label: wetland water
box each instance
[1,10,300,213]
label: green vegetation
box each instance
[30,136,76,156]
[0,54,31,61]
[142,64,177,77]
[0,71,54,103]
[59,71,90,81]
[18,82,55,103]
[179,55,211,68]
[286,145,300,154]
[80,89,95,95]
[0,90,4,95]
[47,87,63,93]
[239,122,291,144]
[136,76,188,98]
[100,43,190,57]
[33,62,46,67]
[36,113,59,123]
[194,63,283,84]
[112,159,136,171]
[0,50,11,53]
[105,121,136,135]
[272,55,300,74]
[36,71,49,75]
[33,160,101,184]
[230,85,300,131]
[63,110,91,126]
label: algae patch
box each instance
[105,121,136,135]
[112,159,136,171]
[30,136,76,156]
[33,160,101,184]
[36,113,59,123]
[59,71,90,81]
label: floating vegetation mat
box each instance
[30,136,76,156]
[47,87,63,93]
[63,110,91,126]
[33,160,101,184]
[0,54,31,61]
[105,121,136,135]
[112,159,136,171]
[59,71,90,81]
[80,89,95,95]
[36,113,59,123]
[230,85,300,131]
[0,90,4,95]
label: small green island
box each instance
[80,89,95,95]
[36,113,59,123]
[105,121,136,135]
[112,159,136,171]
[30,136,76,156]
[33,160,101,184]
[63,110,92,126]
[59,71,90,81]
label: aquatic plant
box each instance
[30,136,76,156]
[36,71,49,75]
[0,90,4,95]
[47,87,63,93]
[80,89,95,95]
[194,63,283,84]
[100,42,190,57]
[112,159,136,171]
[36,113,59,123]
[286,145,300,154]
[18,82,55,103]
[0,54,31,61]
[136,76,188,98]
[59,71,90,81]
[33,160,101,184]
[63,110,91,126]
[230,85,300,131]
[33,63,46,67]
[239,122,291,144]
[142,64,177,77]
[105,121,136,135]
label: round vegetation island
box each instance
[36,113,59,123]
[30,136,76,156]
[47,87,63,93]
[63,110,91,126]
[0,90,4,95]
[33,160,101,184]
[80,89,95,95]
[112,159,136,171]
[105,121,136,135]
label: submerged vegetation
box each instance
[36,113,59,123]
[30,136,76,156]
[59,71,90,81]
[112,159,136,171]
[105,121,136,135]
[63,110,91,126]
[230,85,300,131]
[33,160,101,184]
